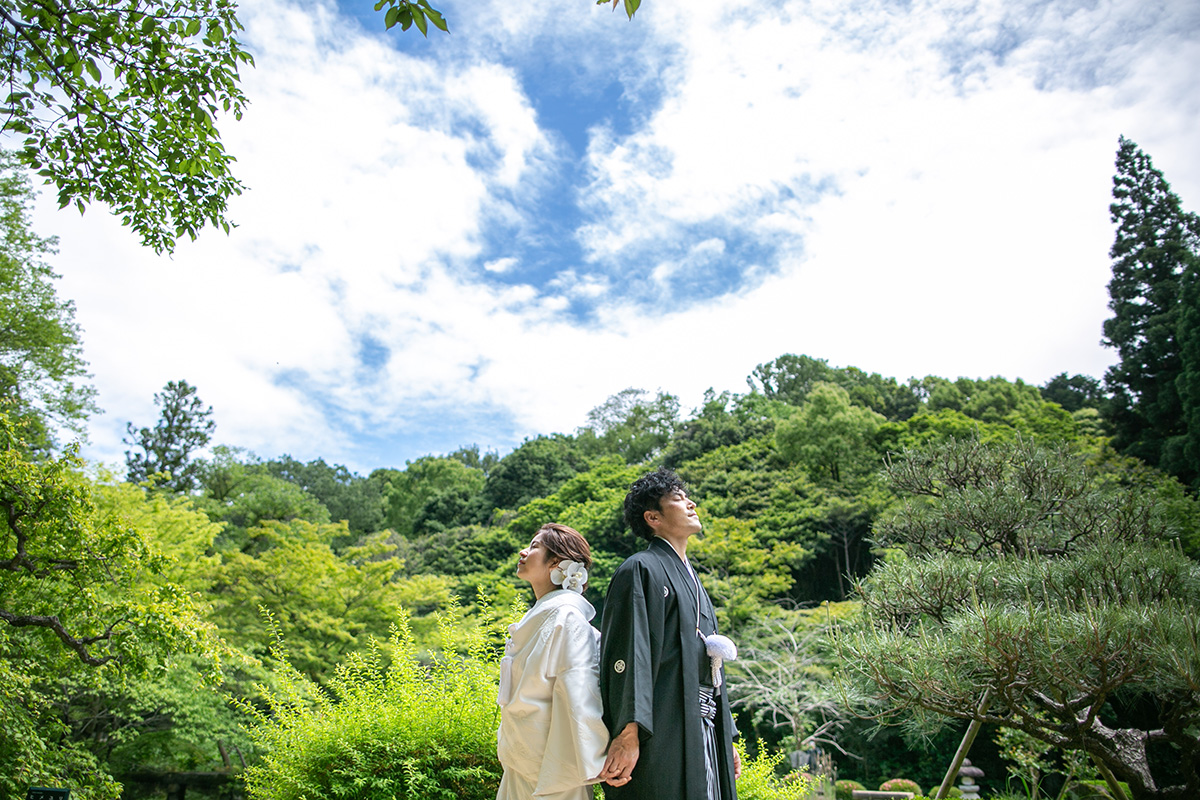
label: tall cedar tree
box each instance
[1102,136,1200,488]
[124,380,216,492]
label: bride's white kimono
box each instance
[496,589,609,800]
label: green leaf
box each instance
[85,59,102,82]
[412,7,428,36]
[423,6,448,32]
[384,6,401,28]
[623,0,641,18]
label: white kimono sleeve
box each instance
[533,612,609,797]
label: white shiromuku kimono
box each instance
[497,589,609,800]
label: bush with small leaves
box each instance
[239,600,513,800]
[733,742,818,800]
[1067,780,1133,799]
[835,779,866,800]
[880,778,923,795]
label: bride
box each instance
[496,523,609,800]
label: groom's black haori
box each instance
[599,469,737,800]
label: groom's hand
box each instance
[600,722,640,786]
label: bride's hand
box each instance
[599,723,640,786]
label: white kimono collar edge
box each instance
[529,587,596,621]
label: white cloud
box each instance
[484,257,519,274]
[575,0,1197,384]
[20,0,1200,475]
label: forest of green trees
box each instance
[3,9,1200,796]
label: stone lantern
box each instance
[957,758,984,800]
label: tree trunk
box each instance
[935,690,990,799]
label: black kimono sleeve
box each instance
[599,557,663,740]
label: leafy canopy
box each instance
[0,410,222,796]
[1,0,254,253]
[0,150,97,450]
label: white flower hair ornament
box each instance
[705,634,738,689]
[550,560,588,593]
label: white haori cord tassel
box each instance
[704,634,737,689]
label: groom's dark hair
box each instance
[623,468,688,542]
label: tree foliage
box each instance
[262,454,386,536]
[0,0,255,253]
[377,455,486,537]
[577,387,680,464]
[748,353,921,421]
[209,519,404,680]
[476,434,589,515]
[728,605,854,754]
[1040,372,1105,414]
[839,436,1200,800]
[688,515,806,629]
[662,389,778,468]
[776,382,885,483]
[374,0,449,36]
[0,409,221,795]
[1176,249,1200,492]
[0,150,97,450]
[124,379,215,492]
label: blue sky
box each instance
[23,0,1200,475]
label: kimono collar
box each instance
[651,535,717,636]
[507,589,596,645]
[529,587,596,622]
[650,534,688,563]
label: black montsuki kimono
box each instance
[599,537,737,800]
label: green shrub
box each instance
[1068,780,1134,799]
[239,603,511,800]
[734,742,818,800]
[836,779,866,800]
[880,778,923,795]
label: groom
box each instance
[598,468,740,799]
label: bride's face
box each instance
[516,531,557,587]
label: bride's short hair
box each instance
[537,522,592,571]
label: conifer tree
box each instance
[1101,136,1200,487]
[124,380,216,492]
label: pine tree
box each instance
[1101,136,1200,487]
[124,380,216,492]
